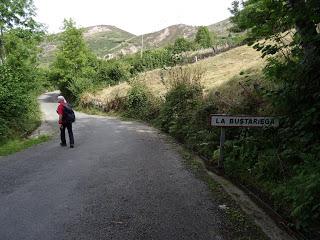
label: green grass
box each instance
[0,135,51,157]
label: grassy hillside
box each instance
[83,25,135,57]
[82,45,264,104]
[208,19,233,36]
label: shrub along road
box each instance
[0,92,269,240]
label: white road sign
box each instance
[211,115,279,128]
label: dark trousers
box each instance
[60,123,74,145]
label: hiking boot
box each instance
[60,143,67,147]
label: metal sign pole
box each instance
[218,127,226,169]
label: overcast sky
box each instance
[34,0,234,35]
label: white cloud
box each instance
[34,0,234,35]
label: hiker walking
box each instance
[57,96,75,148]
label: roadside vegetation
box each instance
[0,0,48,151]
[228,1,320,237]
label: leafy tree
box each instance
[195,26,213,48]
[228,0,240,15]
[0,0,38,63]
[172,37,194,54]
[51,19,96,100]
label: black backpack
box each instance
[63,104,76,123]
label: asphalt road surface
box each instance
[0,92,252,240]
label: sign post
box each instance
[211,115,279,169]
[218,127,225,169]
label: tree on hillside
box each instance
[172,37,194,54]
[195,26,213,49]
[51,19,96,100]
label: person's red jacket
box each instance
[57,103,65,124]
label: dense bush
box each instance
[260,57,320,233]
[103,61,131,83]
[125,81,161,121]
[91,59,133,87]
[276,160,320,231]
[0,29,42,142]
[158,66,205,141]
[171,37,195,54]
[67,77,94,99]
[0,63,40,141]
[159,82,202,140]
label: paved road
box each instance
[0,92,243,240]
